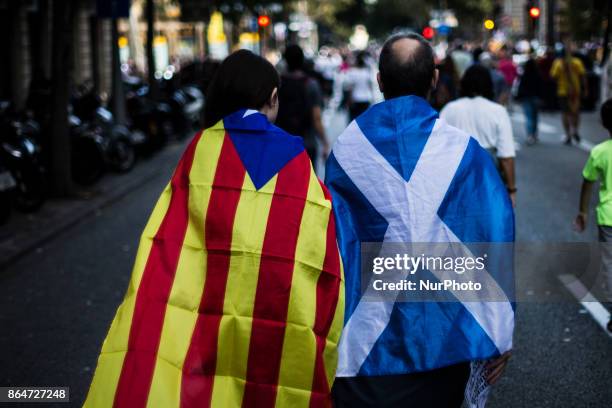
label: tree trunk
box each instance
[49,0,75,196]
[8,2,26,109]
[111,17,127,124]
[145,0,157,99]
[90,13,100,94]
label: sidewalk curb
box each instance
[0,142,186,271]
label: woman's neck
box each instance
[259,106,276,123]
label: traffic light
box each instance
[525,1,540,38]
[529,6,540,18]
[484,19,495,30]
[422,26,434,40]
[257,15,270,28]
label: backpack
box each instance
[276,74,312,138]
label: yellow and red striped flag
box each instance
[85,109,344,408]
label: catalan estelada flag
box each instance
[85,109,344,408]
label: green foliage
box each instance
[330,0,495,40]
[332,0,429,40]
[365,0,430,37]
[446,0,493,24]
[560,0,608,41]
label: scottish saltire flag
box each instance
[85,109,344,408]
[325,96,514,378]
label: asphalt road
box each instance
[488,108,612,407]
[0,107,610,407]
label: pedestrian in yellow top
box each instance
[550,46,588,145]
[574,98,612,333]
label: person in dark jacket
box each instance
[517,57,542,145]
[276,44,330,170]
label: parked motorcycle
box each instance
[177,85,204,128]
[72,88,141,173]
[0,102,47,212]
[69,113,107,186]
[0,157,16,224]
[125,84,175,155]
[158,78,204,139]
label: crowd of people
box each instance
[82,32,611,408]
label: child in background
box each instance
[574,98,612,332]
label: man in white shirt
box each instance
[441,64,517,206]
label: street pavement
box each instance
[489,107,612,407]
[0,106,611,407]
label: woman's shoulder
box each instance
[269,122,308,143]
[485,98,510,116]
[444,97,471,110]
[439,98,467,120]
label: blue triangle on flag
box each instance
[225,111,305,190]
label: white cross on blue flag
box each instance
[325,95,515,384]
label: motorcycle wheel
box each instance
[72,138,105,186]
[109,138,136,173]
[13,166,46,212]
[159,119,173,145]
[0,191,12,224]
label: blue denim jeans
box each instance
[522,97,539,136]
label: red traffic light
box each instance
[258,15,270,27]
[422,26,434,40]
[529,7,540,18]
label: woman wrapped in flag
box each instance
[85,50,344,408]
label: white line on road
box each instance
[510,112,558,133]
[558,274,612,339]
[510,111,596,153]
[576,139,595,153]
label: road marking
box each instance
[510,111,595,152]
[576,139,595,153]
[510,112,558,133]
[558,273,612,339]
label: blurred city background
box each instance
[0,0,611,406]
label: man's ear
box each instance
[377,72,384,94]
[432,68,439,90]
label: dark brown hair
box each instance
[203,50,280,128]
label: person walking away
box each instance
[498,45,517,92]
[479,51,510,105]
[516,57,543,145]
[450,42,472,78]
[574,98,612,333]
[432,55,459,110]
[538,48,558,110]
[276,44,330,169]
[345,51,376,120]
[550,47,588,144]
[326,33,515,408]
[441,64,517,206]
[85,50,344,408]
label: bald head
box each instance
[378,33,436,99]
[389,37,421,63]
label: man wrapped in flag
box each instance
[85,50,344,408]
[326,33,514,407]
